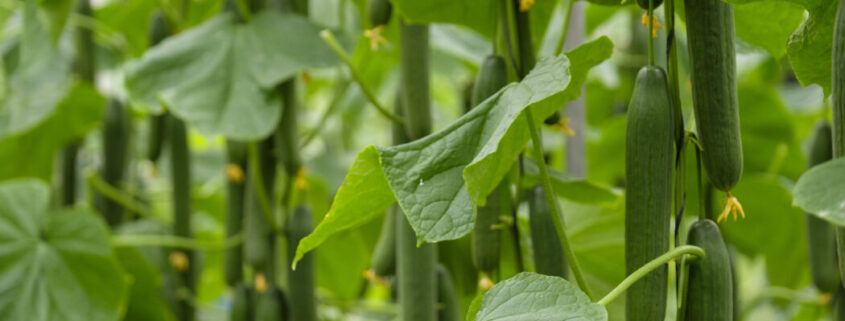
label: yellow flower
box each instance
[225,163,245,183]
[641,13,664,38]
[553,118,576,137]
[295,167,309,190]
[255,272,267,293]
[520,0,535,11]
[364,25,388,50]
[169,251,189,272]
[716,192,745,223]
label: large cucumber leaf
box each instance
[0,179,128,321]
[0,0,69,140]
[292,37,612,265]
[473,272,606,321]
[794,158,845,226]
[786,0,839,95]
[125,11,337,140]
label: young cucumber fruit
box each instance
[145,10,171,163]
[805,121,839,293]
[470,53,509,274]
[244,137,277,274]
[684,0,742,192]
[528,185,567,278]
[287,205,318,321]
[255,287,288,321]
[368,0,392,27]
[684,219,733,321]
[224,140,248,286]
[436,265,461,321]
[833,0,845,289]
[625,65,674,321]
[98,98,130,226]
[371,205,398,277]
[637,0,664,10]
[230,283,253,321]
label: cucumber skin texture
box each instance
[528,185,567,278]
[244,137,277,275]
[230,283,253,321]
[436,265,461,321]
[470,55,508,107]
[805,122,839,293]
[469,54,508,273]
[145,11,171,163]
[224,141,248,286]
[834,0,845,158]
[368,0,392,27]
[287,205,317,321]
[99,98,130,226]
[637,0,664,10]
[684,219,733,321]
[684,0,743,192]
[625,66,674,321]
[371,205,398,277]
[167,115,195,321]
[255,288,289,321]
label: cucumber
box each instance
[287,205,317,321]
[805,121,839,292]
[625,66,674,321]
[230,283,253,321]
[244,137,278,279]
[469,54,508,274]
[371,205,398,277]
[684,0,742,192]
[684,219,733,321]
[368,0,392,27]
[834,288,845,321]
[167,114,195,321]
[834,0,845,288]
[436,265,461,321]
[397,21,436,321]
[98,98,130,226]
[255,287,289,321]
[638,0,664,10]
[470,55,508,107]
[224,140,248,286]
[145,11,172,163]
[527,185,567,278]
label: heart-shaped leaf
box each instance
[794,158,845,226]
[474,272,607,321]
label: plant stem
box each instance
[599,245,705,306]
[523,107,593,299]
[498,0,521,77]
[247,142,277,229]
[319,30,404,125]
[553,0,576,55]
[300,75,351,148]
[111,234,243,250]
[648,2,654,65]
[87,172,155,220]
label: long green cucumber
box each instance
[255,287,289,321]
[684,219,733,321]
[244,137,278,278]
[528,185,567,278]
[684,0,742,192]
[804,121,839,293]
[371,205,398,277]
[145,11,171,163]
[834,288,845,320]
[833,0,845,290]
[368,0,392,27]
[230,283,253,321]
[224,140,248,286]
[167,114,195,321]
[470,54,508,274]
[436,265,461,321]
[97,98,130,226]
[287,205,317,321]
[638,0,664,10]
[276,72,301,180]
[625,66,674,321]
[397,21,436,321]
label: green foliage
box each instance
[125,11,337,139]
[474,272,607,321]
[0,179,128,321]
[794,158,845,226]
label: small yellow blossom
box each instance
[169,251,189,272]
[553,118,576,137]
[225,163,245,183]
[520,0,535,11]
[716,193,745,223]
[364,25,388,50]
[641,13,664,38]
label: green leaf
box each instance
[521,159,621,204]
[0,0,69,139]
[293,37,613,265]
[0,82,105,181]
[734,1,804,58]
[116,247,177,321]
[794,158,845,226]
[474,272,607,321]
[125,11,337,140]
[391,0,497,37]
[787,0,838,95]
[0,179,129,321]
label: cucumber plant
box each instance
[805,121,839,293]
[684,219,733,321]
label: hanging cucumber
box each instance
[287,205,317,321]
[625,66,674,321]
[470,54,508,274]
[276,75,301,181]
[684,0,743,212]
[244,137,278,279]
[167,114,195,321]
[145,10,171,163]
[832,0,845,289]
[684,219,733,321]
[97,98,130,226]
[397,20,436,321]
[230,283,253,321]
[255,287,289,321]
[224,140,248,286]
[368,0,392,27]
[527,185,567,278]
[436,265,461,321]
[804,121,839,293]
[638,0,664,10]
